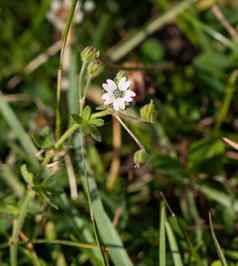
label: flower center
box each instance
[113,89,124,98]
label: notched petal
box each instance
[106,79,117,91]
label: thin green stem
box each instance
[80,134,108,266]
[33,239,99,250]
[80,76,92,113]
[114,114,145,150]
[55,0,79,140]
[209,212,228,266]
[77,73,108,265]
[1,239,99,250]
[42,124,79,166]
[56,69,62,140]
[10,189,35,266]
[55,123,79,149]
[215,70,238,130]
[91,109,112,119]
[78,62,87,104]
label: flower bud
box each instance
[140,100,156,123]
[81,46,99,63]
[115,71,127,83]
[133,149,147,167]
[87,60,103,78]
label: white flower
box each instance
[102,77,136,111]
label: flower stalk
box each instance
[114,114,145,150]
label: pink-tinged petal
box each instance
[106,79,117,91]
[113,99,121,111]
[102,83,110,92]
[126,90,136,98]
[124,90,135,102]
[118,78,131,91]
[113,98,125,111]
[102,93,114,105]
[118,98,125,110]
[124,96,133,102]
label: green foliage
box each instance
[71,105,104,141]
[1,0,238,265]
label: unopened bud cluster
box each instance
[81,46,102,78]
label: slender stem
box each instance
[42,150,55,167]
[78,62,87,110]
[33,239,99,250]
[10,189,35,266]
[42,124,79,166]
[114,114,145,150]
[55,0,79,140]
[55,124,79,149]
[91,109,112,119]
[56,69,62,140]
[80,134,108,265]
[77,74,108,265]
[80,76,92,113]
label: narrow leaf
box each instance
[160,202,166,266]
[209,213,228,266]
[166,221,183,266]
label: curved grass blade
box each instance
[209,213,228,266]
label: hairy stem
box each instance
[114,114,145,150]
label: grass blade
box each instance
[196,185,238,212]
[209,213,228,266]
[165,221,183,266]
[0,94,38,168]
[74,136,133,266]
[106,0,197,62]
[160,202,166,266]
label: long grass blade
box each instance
[0,94,38,168]
[165,221,183,266]
[209,213,228,266]
[160,202,166,266]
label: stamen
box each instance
[113,89,124,98]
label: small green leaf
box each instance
[90,117,104,127]
[20,164,33,185]
[71,114,83,124]
[82,106,92,121]
[32,127,55,149]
